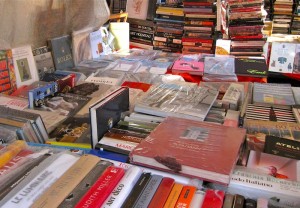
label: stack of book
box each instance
[153,1,184,53]
[181,0,217,54]
[272,0,294,34]
[221,0,267,57]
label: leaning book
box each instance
[130,116,246,185]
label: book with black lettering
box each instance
[234,57,268,78]
[48,35,74,71]
[89,87,130,148]
[32,46,55,79]
[121,172,152,208]
[264,135,300,160]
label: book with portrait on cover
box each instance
[130,116,246,185]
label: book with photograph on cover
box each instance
[130,116,246,185]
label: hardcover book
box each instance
[130,116,246,184]
[89,87,130,148]
[134,83,219,122]
[48,35,75,71]
[0,49,17,95]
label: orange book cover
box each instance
[163,183,184,208]
[174,185,197,208]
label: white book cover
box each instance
[12,45,39,87]
[269,42,296,73]
[89,27,113,59]
[126,0,149,20]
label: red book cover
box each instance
[75,166,125,208]
[130,117,246,185]
[201,189,225,208]
[121,81,152,92]
[148,177,175,208]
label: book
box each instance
[201,189,225,208]
[31,154,101,208]
[264,135,300,160]
[244,198,257,208]
[172,54,205,75]
[246,150,300,181]
[89,87,129,148]
[58,160,112,208]
[163,183,184,208]
[223,193,235,208]
[252,83,296,108]
[189,189,206,207]
[96,136,138,155]
[133,174,163,208]
[90,27,113,58]
[174,185,197,208]
[232,194,245,208]
[234,57,268,78]
[126,0,150,20]
[32,46,55,79]
[0,49,17,95]
[121,172,152,208]
[109,22,130,51]
[72,27,93,66]
[148,177,175,208]
[48,35,74,71]
[11,45,39,88]
[130,116,246,185]
[75,166,125,208]
[101,166,143,208]
[134,83,218,122]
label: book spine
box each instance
[104,132,143,143]
[121,172,152,208]
[133,175,163,208]
[163,183,184,208]
[174,185,197,208]
[31,154,101,208]
[232,194,245,208]
[101,166,143,208]
[0,140,27,168]
[201,189,225,208]
[222,193,235,208]
[98,137,138,152]
[189,189,206,207]
[0,153,79,208]
[148,177,175,208]
[75,166,125,208]
[58,160,113,208]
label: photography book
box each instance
[130,116,246,185]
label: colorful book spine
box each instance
[31,154,101,208]
[75,166,125,208]
[148,177,175,208]
[174,185,197,208]
[189,189,206,208]
[0,140,27,168]
[201,189,225,208]
[121,172,152,208]
[133,174,163,208]
[163,183,184,208]
[101,166,143,208]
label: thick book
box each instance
[148,177,175,208]
[89,87,129,148]
[134,83,218,122]
[264,135,300,160]
[0,49,17,95]
[31,154,101,208]
[58,160,113,208]
[101,166,143,208]
[48,35,75,71]
[130,116,246,185]
[75,166,125,208]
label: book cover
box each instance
[201,189,225,208]
[130,116,246,185]
[0,49,17,95]
[234,57,268,78]
[174,185,197,208]
[58,160,112,208]
[163,183,184,208]
[148,177,175,208]
[11,45,39,88]
[172,54,205,75]
[134,83,218,122]
[31,154,101,208]
[264,135,300,160]
[75,166,125,208]
[48,35,74,71]
[126,0,150,20]
[90,27,113,58]
[246,150,300,181]
[32,46,55,79]
[89,87,129,148]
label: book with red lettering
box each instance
[201,189,225,208]
[148,177,175,208]
[130,116,246,185]
[75,166,125,208]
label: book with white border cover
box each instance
[126,0,149,20]
[0,153,79,208]
[12,45,39,88]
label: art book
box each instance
[126,0,150,20]
[130,116,246,185]
[11,45,39,88]
[134,83,219,122]
[269,42,296,73]
[0,49,17,95]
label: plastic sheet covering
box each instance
[0,0,110,49]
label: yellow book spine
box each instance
[163,183,184,208]
[0,140,27,168]
[45,141,91,149]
